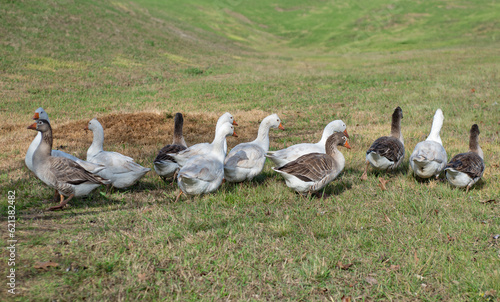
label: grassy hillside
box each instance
[1,0,499,301]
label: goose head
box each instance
[324,132,350,156]
[27,119,51,133]
[219,122,238,138]
[262,113,285,130]
[434,108,444,121]
[33,107,50,121]
[174,112,184,126]
[84,118,104,132]
[321,120,349,144]
[217,112,238,129]
[392,106,403,124]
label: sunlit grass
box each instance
[0,0,499,300]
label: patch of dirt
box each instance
[1,110,289,175]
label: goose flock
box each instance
[25,106,485,210]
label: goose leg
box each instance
[174,190,183,203]
[171,170,179,186]
[106,184,115,195]
[53,189,60,202]
[466,183,472,194]
[47,194,74,211]
[360,161,370,181]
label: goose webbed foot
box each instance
[47,194,74,211]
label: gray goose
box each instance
[409,108,447,179]
[445,124,484,193]
[361,106,404,180]
[28,119,110,211]
[153,113,188,181]
[273,132,351,194]
[25,107,104,174]
[85,118,150,189]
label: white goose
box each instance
[175,123,237,201]
[25,107,104,174]
[266,120,348,167]
[410,109,447,179]
[445,124,484,193]
[273,132,351,194]
[168,112,237,168]
[28,119,110,211]
[86,118,150,189]
[361,106,404,180]
[224,114,284,183]
[154,113,188,180]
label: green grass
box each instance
[1,0,499,301]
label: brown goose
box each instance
[361,106,404,180]
[273,132,351,193]
[153,113,188,181]
[445,124,484,193]
[28,119,110,211]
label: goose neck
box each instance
[88,125,104,157]
[36,128,53,159]
[469,133,483,159]
[172,118,186,147]
[391,119,404,144]
[255,123,271,151]
[426,114,443,144]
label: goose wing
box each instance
[276,153,334,182]
[367,136,404,162]
[154,144,187,163]
[446,152,484,179]
[225,144,265,169]
[50,157,107,185]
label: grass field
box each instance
[1,0,499,301]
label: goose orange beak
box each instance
[278,122,285,130]
[33,112,39,120]
[84,125,89,131]
[344,140,351,149]
[232,131,238,137]
[343,129,349,138]
[27,122,37,130]
[232,120,238,126]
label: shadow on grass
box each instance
[317,179,353,199]
[0,177,158,220]
[221,170,276,193]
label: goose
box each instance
[27,119,110,211]
[273,132,351,194]
[361,106,404,180]
[25,107,104,174]
[266,120,349,167]
[85,118,150,189]
[168,112,237,168]
[224,114,284,183]
[154,113,188,181]
[175,123,237,201]
[445,124,484,193]
[410,109,447,179]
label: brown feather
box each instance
[446,152,484,179]
[367,136,405,163]
[154,144,187,163]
